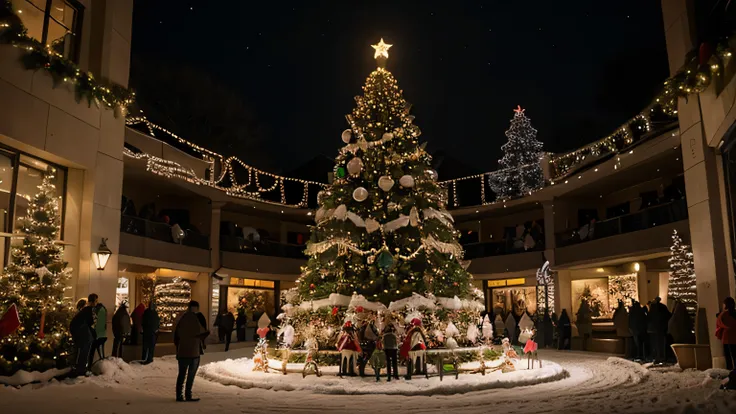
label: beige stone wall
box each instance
[0,1,133,352]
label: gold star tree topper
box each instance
[372,38,392,59]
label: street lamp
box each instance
[93,238,112,271]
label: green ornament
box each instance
[336,167,346,178]
[377,250,394,271]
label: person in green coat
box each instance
[90,300,107,367]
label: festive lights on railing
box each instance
[125,117,325,208]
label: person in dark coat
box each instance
[131,303,146,345]
[236,311,246,342]
[647,297,671,363]
[112,302,131,358]
[69,295,97,376]
[141,302,160,364]
[196,311,208,354]
[629,300,648,361]
[174,301,209,402]
[215,308,235,351]
[613,300,633,358]
[557,310,571,350]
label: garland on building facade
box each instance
[0,1,133,111]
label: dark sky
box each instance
[131,1,668,176]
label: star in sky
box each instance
[514,105,525,114]
[371,38,392,59]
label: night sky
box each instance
[131,1,668,177]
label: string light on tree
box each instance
[489,105,544,199]
[668,229,697,315]
[0,169,73,375]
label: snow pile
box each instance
[199,357,567,395]
[606,356,649,384]
[0,367,70,386]
[89,358,139,384]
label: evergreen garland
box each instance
[0,0,133,111]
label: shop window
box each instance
[13,155,66,239]
[229,277,275,288]
[11,0,83,62]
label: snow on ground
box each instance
[1,348,736,414]
[198,356,566,395]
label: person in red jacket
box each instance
[716,297,736,370]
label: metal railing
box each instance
[120,215,210,249]
[220,235,304,259]
[555,198,688,248]
[462,239,544,260]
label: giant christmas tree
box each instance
[296,39,473,305]
[0,170,73,375]
[668,229,697,315]
[489,106,544,199]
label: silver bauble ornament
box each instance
[341,129,353,144]
[399,175,415,188]
[353,187,369,202]
[347,157,363,176]
[378,175,394,191]
[425,169,438,181]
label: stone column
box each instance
[210,202,225,270]
[662,0,734,367]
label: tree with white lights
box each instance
[0,169,73,375]
[490,106,544,199]
[668,229,697,315]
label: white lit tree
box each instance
[489,106,544,199]
[668,229,697,315]
[0,169,73,375]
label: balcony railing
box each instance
[220,235,305,259]
[555,198,688,248]
[462,240,544,260]
[121,215,210,250]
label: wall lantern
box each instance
[634,262,640,272]
[93,238,112,271]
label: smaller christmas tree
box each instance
[490,106,544,199]
[0,169,73,375]
[154,280,191,331]
[668,230,697,315]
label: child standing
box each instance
[382,324,399,381]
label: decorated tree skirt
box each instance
[198,356,567,395]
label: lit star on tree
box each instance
[371,38,392,59]
[514,105,525,114]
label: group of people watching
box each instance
[68,294,160,376]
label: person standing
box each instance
[629,301,648,361]
[716,297,736,370]
[174,301,209,402]
[216,308,235,351]
[612,300,632,358]
[141,302,160,364]
[90,300,108,366]
[131,302,145,345]
[69,295,97,376]
[382,324,399,381]
[236,311,246,342]
[557,309,571,350]
[647,297,671,363]
[112,302,131,358]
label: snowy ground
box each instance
[1,348,735,414]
